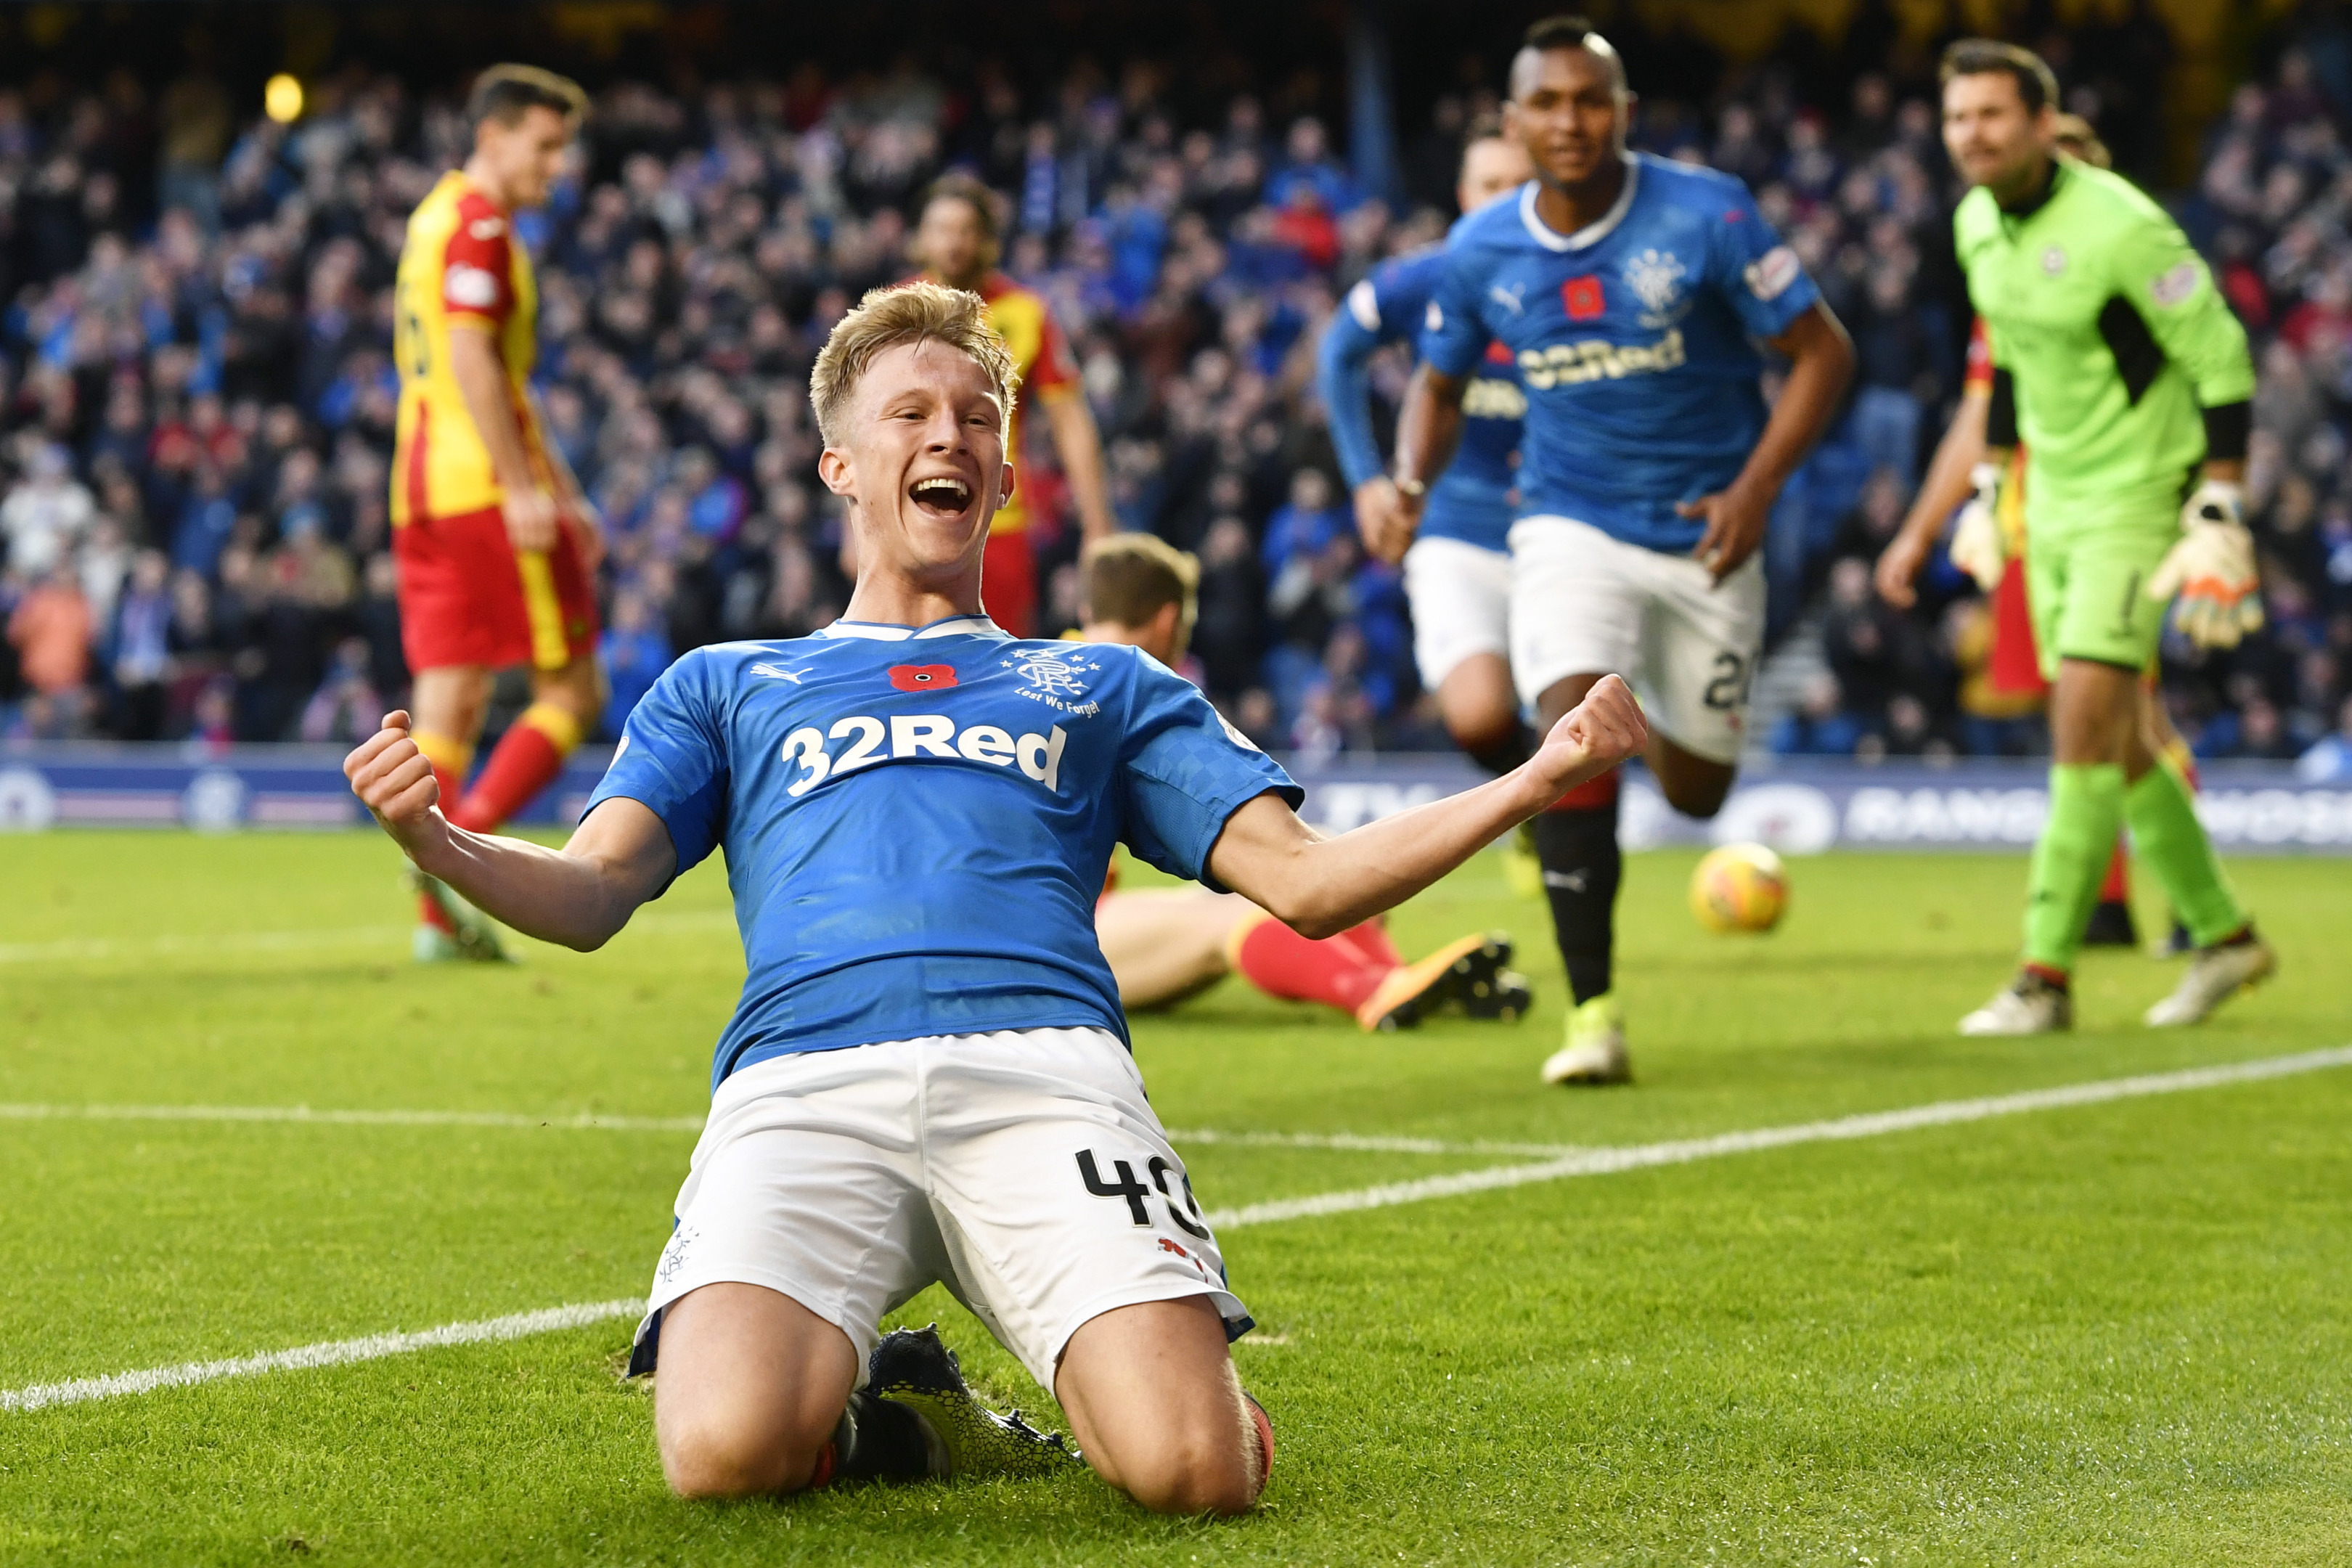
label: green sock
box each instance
[2023,763,2128,974]
[2124,759,2247,948]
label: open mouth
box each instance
[908,476,973,518]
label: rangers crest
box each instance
[1623,248,1688,324]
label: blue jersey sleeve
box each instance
[1417,242,1488,380]
[1116,653,1303,891]
[1707,179,1820,340]
[583,648,729,888]
[1317,276,1390,491]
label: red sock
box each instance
[450,702,580,835]
[1333,918,1403,969]
[1545,766,1621,813]
[1228,912,1392,1016]
[411,732,474,932]
[2098,840,2130,904]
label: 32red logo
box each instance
[1562,275,1606,320]
[889,663,958,691]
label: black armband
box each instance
[2201,400,2250,463]
[1985,368,2018,449]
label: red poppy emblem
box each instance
[889,663,958,691]
[1483,339,1515,365]
[1562,275,1606,321]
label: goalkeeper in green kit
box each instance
[1940,39,2275,1036]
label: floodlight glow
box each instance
[264,74,303,124]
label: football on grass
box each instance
[1690,843,1789,934]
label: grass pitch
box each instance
[4,830,2352,1565]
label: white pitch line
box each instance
[0,1299,642,1414]
[0,1104,1551,1154]
[0,909,736,966]
[0,1103,706,1133]
[1166,1127,1579,1157]
[1204,1044,2352,1229]
[9,1045,2351,1416]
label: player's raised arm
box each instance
[345,710,673,950]
[1205,675,1646,939]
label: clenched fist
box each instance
[1529,673,1648,802]
[343,709,451,859]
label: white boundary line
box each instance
[0,909,737,966]
[1206,1045,2352,1229]
[0,1103,706,1133]
[9,1045,2350,1415]
[0,1103,1554,1153]
[1167,1127,1578,1157]
[0,1300,642,1413]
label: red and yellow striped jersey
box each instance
[391,171,550,525]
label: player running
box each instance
[907,172,1115,636]
[1937,40,2274,1034]
[1080,534,1532,1026]
[1318,118,1532,779]
[1392,15,1854,1085]
[391,66,604,963]
[343,282,1646,1512]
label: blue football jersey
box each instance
[1317,245,1522,554]
[586,616,1300,1091]
[1419,155,1821,554]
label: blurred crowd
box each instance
[2,30,2351,777]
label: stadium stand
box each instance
[0,9,2345,777]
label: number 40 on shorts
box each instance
[1077,1148,1212,1238]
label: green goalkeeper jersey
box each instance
[1954,158,2253,527]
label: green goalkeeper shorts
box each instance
[2025,514,2176,681]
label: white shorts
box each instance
[1506,515,1766,766]
[1401,535,1512,690]
[634,1026,1247,1391]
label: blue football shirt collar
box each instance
[1518,155,1643,253]
[817,615,1008,642]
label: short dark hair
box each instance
[466,64,587,130]
[919,171,1001,245]
[1458,110,1508,176]
[1524,15,1598,52]
[1938,39,2059,117]
[1518,15,1627,93]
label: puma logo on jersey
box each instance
[748,663,807,683]
[778,715,1069,798]
[468,216,505,240]
[1488,282,1527,317]
[1518,328,1687,390]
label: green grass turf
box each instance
[4,830,2351,1565]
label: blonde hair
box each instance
[809,282,1021,446]
[1083,532,1200,656]
[2051,113,2111,170]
